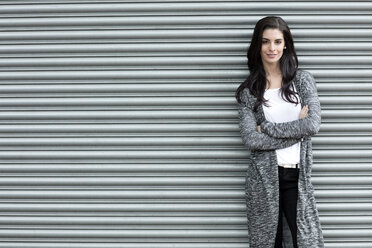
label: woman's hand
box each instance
[257,125,261,132]
[299,105,309,119]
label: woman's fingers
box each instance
[299,105,308,119]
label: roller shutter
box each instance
[0,1,371,247]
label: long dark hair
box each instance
[235,16,299,112]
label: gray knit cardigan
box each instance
[237,70,325,247]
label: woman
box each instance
[235,16,325,247]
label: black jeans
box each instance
[275,165,299,248]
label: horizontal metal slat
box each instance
[0,163,245,173]
[0,176,243,186]
[0,2,372,14]
[0,202,246,212]
[2,15,372,28]
[0,243,251,248]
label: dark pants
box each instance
[275,165,299,248]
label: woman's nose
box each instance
[269,43,275,51]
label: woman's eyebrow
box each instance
[262,38,283,41]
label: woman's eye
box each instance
[275,41,282,44]
[262,40,268,44]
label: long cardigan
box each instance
[237,69,325,247]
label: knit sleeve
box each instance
[237,90,301,151]
[260,71,321,139]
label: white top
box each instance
[262,82,301,165]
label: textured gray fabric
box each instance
[237,70,325,248]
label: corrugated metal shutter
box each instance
[0,1,371,247]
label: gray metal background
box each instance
[0,1,371,247]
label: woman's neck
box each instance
[263,62,281,77]
[263,62,283,89]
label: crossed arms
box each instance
[237,71,321,151]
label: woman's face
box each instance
[260,28,285,67]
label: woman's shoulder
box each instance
[238,87,255,108]
[295,69,316,83]
[295,69,318,93]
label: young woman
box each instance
[235,16,325,248]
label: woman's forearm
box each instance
[260,71,321,139]
[238,99,301,151]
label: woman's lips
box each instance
[267,54,277,58]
